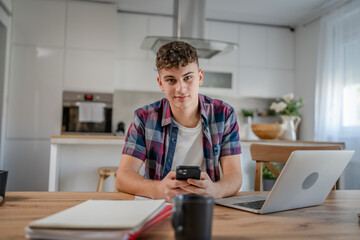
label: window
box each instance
[343,40,360,127]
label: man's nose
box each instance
[176,80,186,93]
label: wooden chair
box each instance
[96,167,118,192]
[250,144,342,191]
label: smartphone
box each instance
[176,165,201,180]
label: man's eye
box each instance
[166,79,175,83]
[184,76,192,80]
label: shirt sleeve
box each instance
[220,106,242,156]
[122,113,147,161]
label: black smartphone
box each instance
[176,165,201,180]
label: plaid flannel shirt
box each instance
[122,94,241,181]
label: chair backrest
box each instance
[250,144,342,191]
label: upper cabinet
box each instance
[12,0,66,47]
[237,25,294,98]
[114,13,173,92]
[63,1,117,93]
[267,28,294,70]
[207,21,239,66]
[66,1,116,50]
[239,25,294,70]
[117,13,149,60]
[239,25,267,68]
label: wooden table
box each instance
[1,191,360,240]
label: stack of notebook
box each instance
[25,199,172,240]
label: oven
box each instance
[61,91,113,134]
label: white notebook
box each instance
[28,199,166,230]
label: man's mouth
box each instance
[174,95,189,100]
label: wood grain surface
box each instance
[1,191,360,240]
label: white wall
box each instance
[294,20,321,141]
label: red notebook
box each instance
[128,204,173,239]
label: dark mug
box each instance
[172,194,214,240]
[0,170,8,201]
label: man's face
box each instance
[157,62,203,111]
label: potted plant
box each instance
[262,163,279,191]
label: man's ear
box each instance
[157,76,164,92]
[199,69,204,86]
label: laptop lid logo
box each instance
[302,172,319,190]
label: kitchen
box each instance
[0,0,359,192]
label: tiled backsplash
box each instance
[112,90,276,136]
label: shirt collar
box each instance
[161,94,209,127]
[161,98,172,127]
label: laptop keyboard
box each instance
[233,200,265,210]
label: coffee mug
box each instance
[0,170,8,202]
[172,194,214,240]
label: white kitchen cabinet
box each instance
[64,1,116,92]
[66,1,116,50]
[115,59,159,92]
[64,49,115,92]
[239,25,267,68]
[236,25,294,98]
[199,63,238,98]
[7,45,63,139]
[237,67,293,98]
[238,25,294,70]
[12,0,66,47]
[117,13,149,60]
[267,27,294,70]
[115,14,173,91]
[208,21,238,66]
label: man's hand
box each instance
[180,172,220,198]
[156,171,191,202]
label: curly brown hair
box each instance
[156,41,199,71]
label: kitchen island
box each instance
[49,135,125,192]
[49,135,345,192]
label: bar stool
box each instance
[96,167,118,192]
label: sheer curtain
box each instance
[315,0,360,189]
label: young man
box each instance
[116,41,242,202]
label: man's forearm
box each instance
[213,171,242,198]
[116,169,160,199]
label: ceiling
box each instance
[94,0,348,28]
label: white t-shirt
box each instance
[171,118,205,171]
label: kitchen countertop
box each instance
[51,135,345,148]
[51,135,125,145]
[241,138,345,148]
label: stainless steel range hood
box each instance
[141,0,238,59]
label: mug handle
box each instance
[172,205,184,233]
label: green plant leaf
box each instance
[262,163,279,179]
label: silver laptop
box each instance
[215,150,354,214]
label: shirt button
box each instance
[171,138,175,142]
[214,146,217,151]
